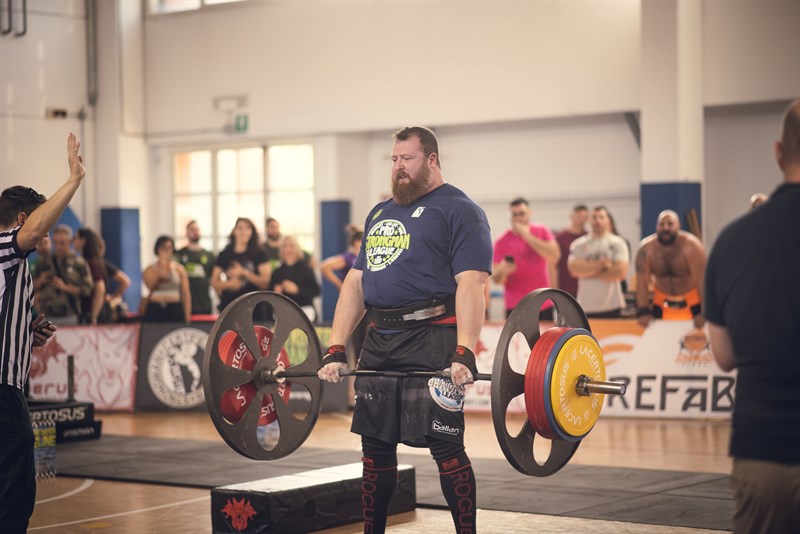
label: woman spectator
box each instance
[75,228,132,322]
[74,227,107,324]
[102,244,131,321]
[320,225,363,292]
[269,235,320,322]
[142,235,191,323]
[211,217,271,313]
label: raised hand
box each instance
[67,132,85,181]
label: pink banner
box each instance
[29,324,140,412]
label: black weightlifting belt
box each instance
[367,295,456,329]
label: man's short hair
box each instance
[394,126,441,169]
[573,204,588,212]
[509,197,529,208]
[779,99,800,165]
[52,224,73,238]
[0,186,46,227]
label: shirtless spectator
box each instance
[635,210,706,328]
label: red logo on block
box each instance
[222,497,257,531]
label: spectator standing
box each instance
[492,197,560,319]
[567,206,629,318]
[607,210,632,295]
[635,210,706,328]
[176,220,216,315]
[264,216,282,271]
[32,224,94,325]
[705,99,800,534]
[749,192,768,210]
[0,133,84,533]
[269,235,320,322]
[28,233,51,276]
[101,243,131,322]
[74,227,108,324]
[212,217,271,313]
[142,235,192,323]
[320,225,363,292]
[551,204,588,297]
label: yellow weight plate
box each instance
[548,334,606,438]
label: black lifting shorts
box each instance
[350,325,466,448]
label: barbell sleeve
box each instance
[575,375,626,396]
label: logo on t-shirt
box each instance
[365,219,410,272]
[412,207,425,218]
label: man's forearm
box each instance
[328,271,366,347]
[454,271,487,352]
[523,234,560,263]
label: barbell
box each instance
[202,288,626,477]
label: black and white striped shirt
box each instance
[1,226,34,390]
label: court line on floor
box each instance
[35,479,94,504]
[28,495,210,531]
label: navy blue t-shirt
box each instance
[353,183,492,309]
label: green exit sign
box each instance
[234,114,248,132]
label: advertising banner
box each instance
[464,319,735,419]
[136,322,214,411]
[29,324,140,411]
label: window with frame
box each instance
[173,144,315,257]
[147,0,245,15]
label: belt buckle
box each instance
[663,299,687,309]
[403,304,446,321]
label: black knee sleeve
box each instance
[426,437,476,533]
[361,436,398,534]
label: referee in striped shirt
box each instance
[0,133,85,533]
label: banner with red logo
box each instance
[464,319,735,419]
[29,324,140,411]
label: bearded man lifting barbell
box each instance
[317,126,493,534]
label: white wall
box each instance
[0,0,92,220]
[704,103,787,247]
[143,0,641,140]
[703,0,800,106]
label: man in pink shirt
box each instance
[492,197,561,319]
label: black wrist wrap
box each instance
[451,345,477,377]
[319,344,347,370]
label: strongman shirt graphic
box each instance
[354,183,492,309]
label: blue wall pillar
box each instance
[320,201,351,323]
[101,208,141,312]
[640,182,702,239]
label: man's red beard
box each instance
[392,164,432,205]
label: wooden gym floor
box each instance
[29,411,732,533]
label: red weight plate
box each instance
[524,327,562,437]
[218,326,291,425]
[532,327,569,439]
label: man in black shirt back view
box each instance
[705,99,800,533]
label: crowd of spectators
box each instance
[38,199,766,327]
